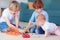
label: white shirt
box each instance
[0,8,16,23]
[42,22,56,32]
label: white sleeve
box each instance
[2,9,9,18]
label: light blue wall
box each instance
[0,0,11,8]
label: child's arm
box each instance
[25,12,35,31]
[26,21,33,30]
[44,30,49,37]
[15,14,19,28]
[4,17,15,27]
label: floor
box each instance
[0,22,60,40]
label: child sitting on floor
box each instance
[0,1,24,33]
[36,14,60,37]
[25,0,48,34]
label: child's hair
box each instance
[36,14,46,21]
[9,1,20,11]
[33,0,44,9]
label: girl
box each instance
[36,14,60,37]
[0,1,24,33]
[25,0,49,34]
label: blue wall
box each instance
[19,0,60,26]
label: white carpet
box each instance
[0,22,60,40]
[0,33,60,40]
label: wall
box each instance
[0,0,16,17]
[16,0,28,3]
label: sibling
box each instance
[36,14,60,36]
[0,1,24,33]
[25,0,48,34]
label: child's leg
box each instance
[29,25,36,33]
[54,29,60,36]
[35,27,45,34]
[52,23,60,36]
[0,22,8,32]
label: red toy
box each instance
[22,33,30,38]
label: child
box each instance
[36,14,60,37]
[25,0,48,34]
[0,1,24,33]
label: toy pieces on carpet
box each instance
[22,33,30,38]
[6,27,21,36]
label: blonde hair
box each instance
[9,1,20,11]
[36,14,46,21]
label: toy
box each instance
[6,27,21,36]
[22,33,30,38]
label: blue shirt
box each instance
[29,10,49,22]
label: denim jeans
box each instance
[0,22,21,31]
[29,25,45,34]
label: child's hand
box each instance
[44,34,48,37]
[19,29,25,34]
[25,29,30,33]
[9,25,16,28]
[44,30,49,37]
[36,22,41,27]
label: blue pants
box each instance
[0,22,21,31]
[29,25,45,34]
